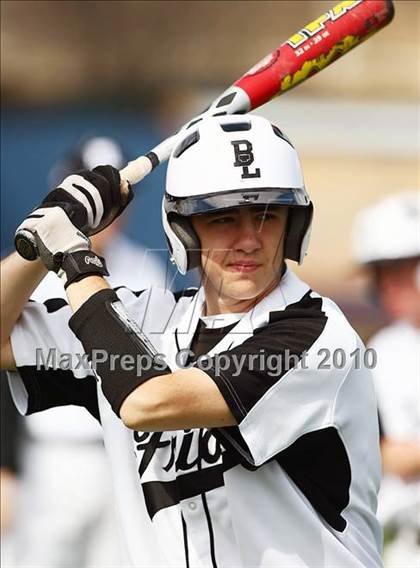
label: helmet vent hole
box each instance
[173,130,200,158]
[271,125,294,148]
[185,117,203,129]
[216,92,236,108]
[221,121,251,132]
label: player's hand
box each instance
[14,165,133,276]
[15,204,111,288]
[15,204,91,272]
[37,165,134,236]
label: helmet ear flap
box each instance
[284,202,314,263]
[168,214,201,271]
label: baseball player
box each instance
[352,192,420,567]
[1,114,383,567]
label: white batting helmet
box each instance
[162,114,313,274]
[352,191,420,265]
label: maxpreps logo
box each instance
[286,0,363,49]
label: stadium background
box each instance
[1,0,419,562]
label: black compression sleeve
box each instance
[69,289,171,416]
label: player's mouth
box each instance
[226,261,262,273]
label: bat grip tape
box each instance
[69,289,171,416]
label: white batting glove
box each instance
[15,166,132,282]
[15,205,91,272]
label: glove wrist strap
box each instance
[56,250,109,289]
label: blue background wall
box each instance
[1,105,167,255]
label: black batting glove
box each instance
[40,165,134,236]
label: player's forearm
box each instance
[381,439,420,480]
[65,275,110,312]
[120,368,236,432]
[0,252,47,346]
[0,467,18,533]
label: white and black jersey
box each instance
[8,268,383,567]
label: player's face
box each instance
[192,206,288,314]
[375,258,420,325]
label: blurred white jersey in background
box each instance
[369,321,420,568]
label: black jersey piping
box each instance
[181,513,190,568]
[198,429,218,568]
[175,328,181,352]
[201,491,218,568]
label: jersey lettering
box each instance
[133,429,225,518]
[134,429,223,476]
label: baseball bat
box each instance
[15,0,394,261]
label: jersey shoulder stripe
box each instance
[16,365,100,421]
[205,290,328,422]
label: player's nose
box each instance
[233,210,262,254]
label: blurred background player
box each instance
[1,136,168,568]
[352,191,420,567]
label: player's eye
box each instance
[256,212,275,222]
[209,215,234,225]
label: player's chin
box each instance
[222,274,271,301]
